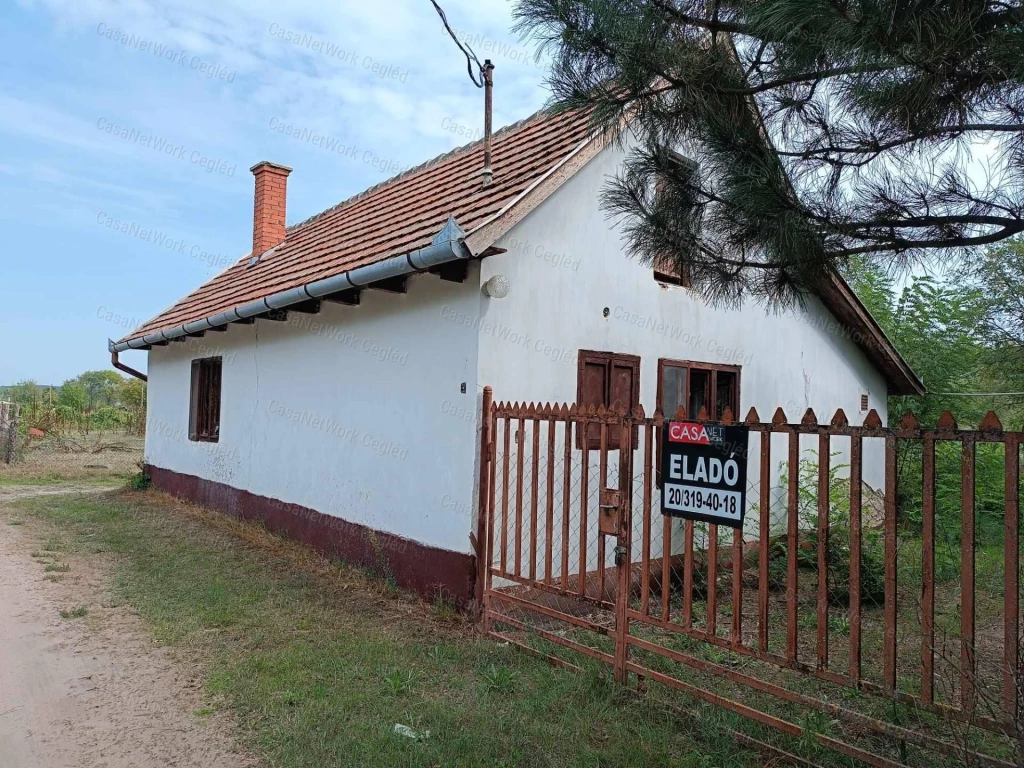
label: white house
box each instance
[110,107,922,604]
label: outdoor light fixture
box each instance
[483,274,510,299]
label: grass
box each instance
[60,605,88,619]
[0,471,132,488]
[5,489,770,768]
[0,432,143,488]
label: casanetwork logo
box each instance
[96,118,236,177]
[268,117,408,176]
[95,23,235,81]
[267,23,409,82]
[95,212,234,271]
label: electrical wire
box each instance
[428,0,485,88]
[931,392,1024,397]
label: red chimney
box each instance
[250,161,292,257]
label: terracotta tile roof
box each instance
[116,104,922,395]
[121,108,595,343]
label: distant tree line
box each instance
[0,370,146,435]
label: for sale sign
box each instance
[661,421,748,529]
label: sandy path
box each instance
[0,488,257,768]
[0,484,122,502]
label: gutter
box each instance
[110,217,471,353]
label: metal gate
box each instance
[477,387,1022,768]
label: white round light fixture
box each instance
[483,274,510,299]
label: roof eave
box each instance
[820,274,926,397]
[111,218,472,352]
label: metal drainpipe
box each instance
[110,347,148,382]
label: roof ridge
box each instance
[286,105,555,234]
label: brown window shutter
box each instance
[580,360,608,407]
[577,351,640,450]
[609,357,640,448]
[579,357,609,449]
[188,359,200,441]
[609,360,636,413]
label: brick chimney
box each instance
[250,161,292,257]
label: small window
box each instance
[652,152,697,288]
[860,393,869,411]
[658,359,739,420]
[189,357,222,442]
[577,350,640,449]
[653,255,692,288]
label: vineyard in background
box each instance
[0,371,146,467]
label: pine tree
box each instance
[514,0,1024,306]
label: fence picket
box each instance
[817,431,830,670]
[849,432,863,685]
[961,435,977,708]
[480,394,1021,768]
[787,426,800,664]
[921,435,936,705]
[1004,434,1020,722]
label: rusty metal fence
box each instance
[478,388,1022,767]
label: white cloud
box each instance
[1,0,556,381]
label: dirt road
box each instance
[0,488,255,768]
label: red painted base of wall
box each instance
[146,465,476,605]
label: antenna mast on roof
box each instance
[482,60,494,186]
[427,0,495,187]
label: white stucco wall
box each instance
[475,139,891,573]
[144,266,482,555]
[478,139,888,447]
[142,137,896,572]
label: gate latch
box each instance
[614,545,627,568]
[598,488,621,535]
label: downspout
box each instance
[109,217,472,353]
[110,346,148,382]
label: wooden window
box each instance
[653,256,692,288]
[652,152,696,288]
[657,359,740,420]
[576,350,640,449]
[189,357,222,442]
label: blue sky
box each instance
[0,0,551,384]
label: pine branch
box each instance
[515,0,1024,304]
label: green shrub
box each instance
[779,452,887,606]
[127,461,150,491]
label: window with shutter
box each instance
[653,254,692,288]
[188,357,223,442]
[576,350,640,450]
[652,152,697,289]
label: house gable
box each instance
[475,131,921,398]
[476,135,900,423]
